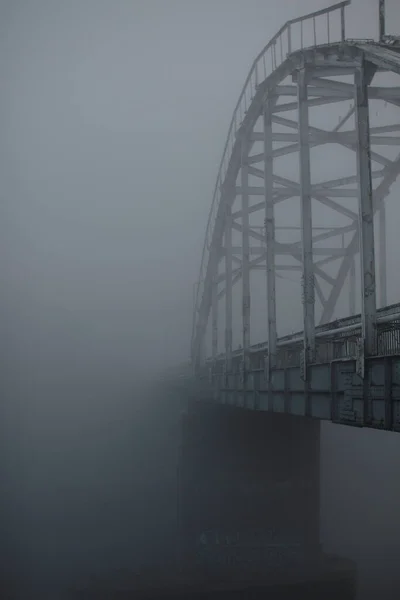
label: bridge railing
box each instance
[193,0,352,355]
[211,303,400,363]
[205,309,400,375]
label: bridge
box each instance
[68,2,400,597]
[142,2,400,597]
[188,0,400,434]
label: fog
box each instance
[1,0,400,597]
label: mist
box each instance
[1,0,400,597]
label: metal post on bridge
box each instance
[379,199,387,308]
[379,0,386,42]
[340,4,346,42]
[225,204,233,376]
[354,60,377,358]
[349,257,356,316]
[297,67,316,377]
[264,96,277,407]
[343,233,356,316]
[241,142,251,406]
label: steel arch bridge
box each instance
[188,1,400,432]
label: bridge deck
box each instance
[183,306,399,432]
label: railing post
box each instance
[225,205,233,375]
[298,67,316,370]
[354,61,377,356]
[379,0,386,41]
[241,143,251,406]
[263,96,277,407]
[327,12,330,45]
[340,6,346,42]
[288,23,292,55]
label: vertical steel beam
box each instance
[340,5,346,41]
[225,205,233,372]
[379,199,387,308]
[264,98,277,371]
[354,62,377,356]
[298,67,315,366]
[211,276,218,360]
[349,257,356,315]
[379,0,386,41]
[241,146,251,390]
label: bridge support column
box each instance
[225,205,233,376]
[241,145,251,406]
[298,67,315,370]
[179,404,322,575]
[354,62,377,356]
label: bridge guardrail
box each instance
[208,303,400,364]
[192,0,352,356]
[203,312,400,374]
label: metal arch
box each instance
[192,1,400,369]
[191,1,352,366]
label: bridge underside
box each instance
[199,353,400,432]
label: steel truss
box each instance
[192,1,400,380]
